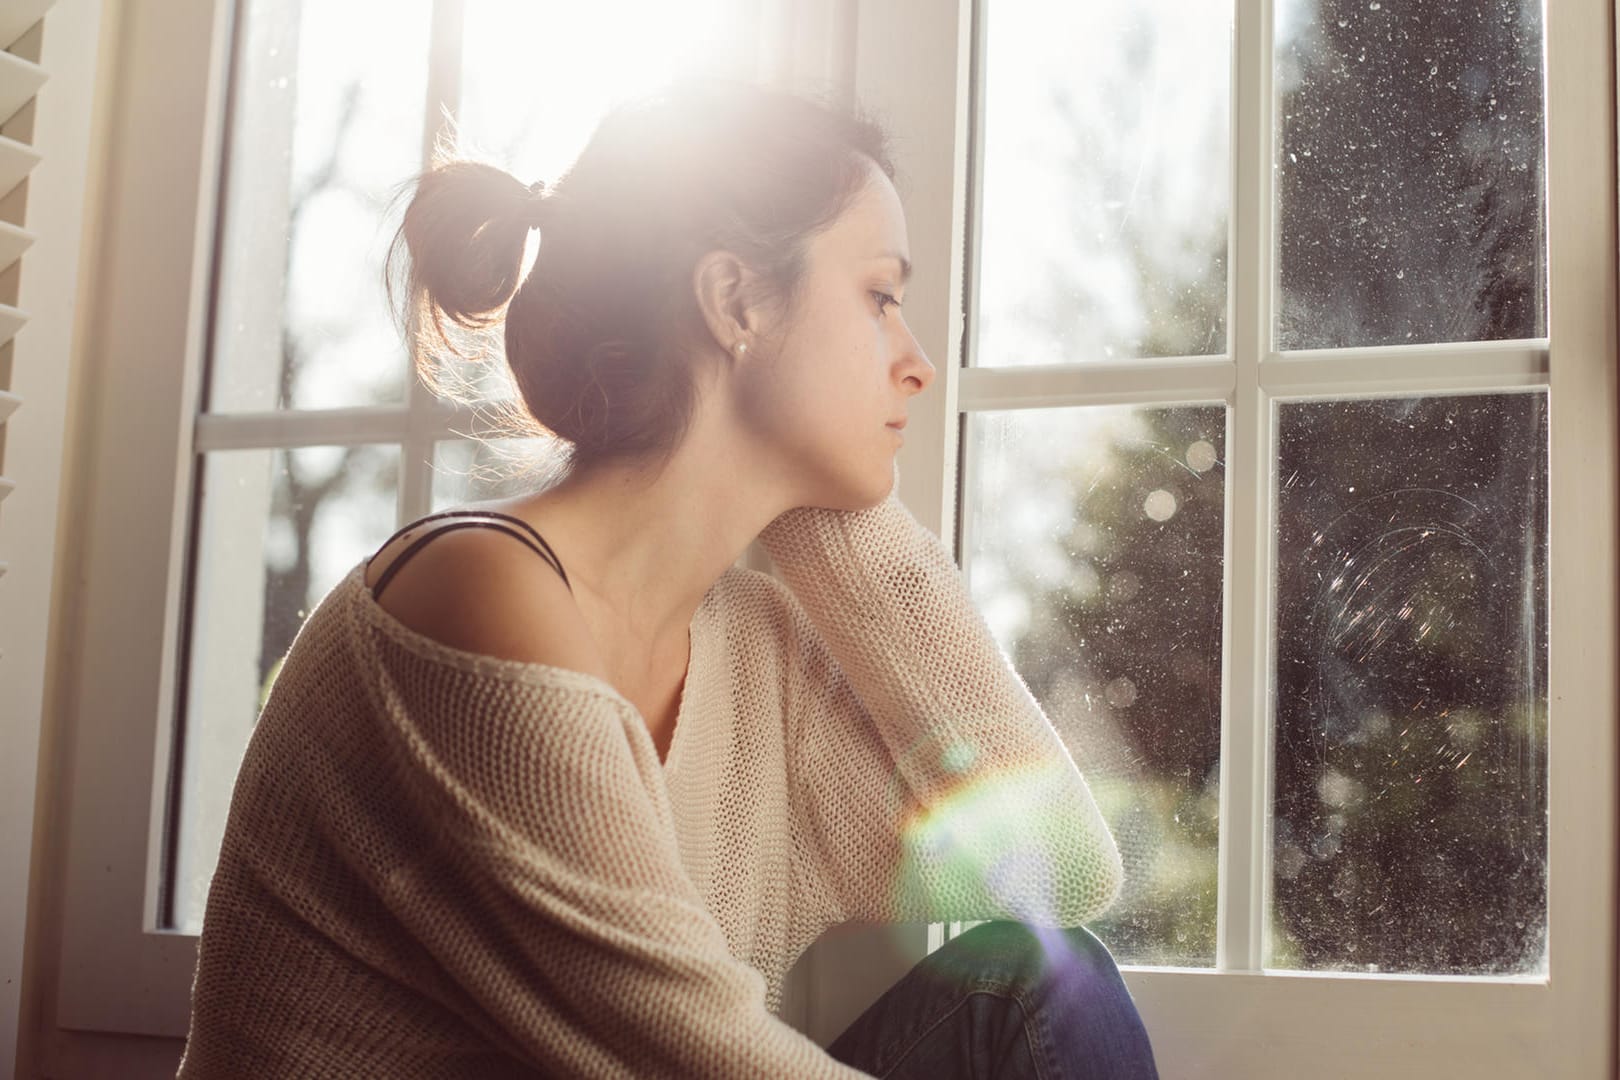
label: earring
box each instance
[735,342,748,355]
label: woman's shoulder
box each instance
[362,516,610,684]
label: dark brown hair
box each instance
[388,79,894,467]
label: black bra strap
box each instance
[368,510,571,600]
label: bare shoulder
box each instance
[364,520,607,679]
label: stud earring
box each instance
[735,342,748,355]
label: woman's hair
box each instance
[388,79,894,467]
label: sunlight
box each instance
[457,0,750,184]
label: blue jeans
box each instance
[825,923,1160,1079]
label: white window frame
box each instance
[860,0,1617,1075]
[46,0,1616,1075]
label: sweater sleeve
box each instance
[758,488,1124,929]
[359,624,868,1078]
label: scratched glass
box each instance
[1270,392,1548,974]
[974,1,1229,365]
[963,405,1226,966]
[1275,0,1546,349]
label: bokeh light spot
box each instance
[1143,488,1178,521]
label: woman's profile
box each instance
[176,78,1158,1078]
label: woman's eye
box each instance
[872,291,901,315]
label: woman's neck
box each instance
[508,423,793,659]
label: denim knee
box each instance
[943,922,1126,1000]
[948,923,1157,1079]
[828,923,1159,1078]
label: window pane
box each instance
[431,436,561,509]
[209,0,431,411]
[171,444,400,932]
[974,2,1230,367]
[1270,392,1548,975]
[1275,0,1546,350]
[963,406,1225,966]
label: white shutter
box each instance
[3,2,70,1074]
[0,0,52,595]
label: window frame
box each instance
[48,0,1616,1075]
[859,0,1616,1074]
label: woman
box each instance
[178,79,1158,1078]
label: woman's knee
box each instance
[946,919,1127,990]
[955,922,1144,1034]
[959,924,1157,1075]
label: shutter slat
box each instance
[0,1,53,52]
[0,477,13,503]
[0,302,25,347]
[0,50,46,126]
[0,390,19,424]
[0,220,34,273]
[0,134,40,197]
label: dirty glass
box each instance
[963,405,1226,966]
[1270,392,1548,974]
[974,1,1230,366]
[171,444,399,932]
[1275,0,1546,350]
[209,0,430,411]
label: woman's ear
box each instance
[692,249,764,359]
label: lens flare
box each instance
[896,755,1097,926]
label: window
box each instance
[169,0,761,938]
[867,0,1608,1072]
[53,0,1615,1073]
[958,0,1550,978]
[52,0,822,1038]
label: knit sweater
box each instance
[177,490,1123,1078]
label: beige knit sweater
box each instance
[177,491,1123,1078]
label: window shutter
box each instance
[0,0,52,592]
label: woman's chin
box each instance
[847,465,896,510]
[801,465,893,513]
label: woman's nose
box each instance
[899,327,935,394]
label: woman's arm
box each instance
[759,488,1124,928]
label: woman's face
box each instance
[737,162,936,510]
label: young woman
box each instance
[178,80,1158,1078]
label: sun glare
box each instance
[457,0,749,183]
